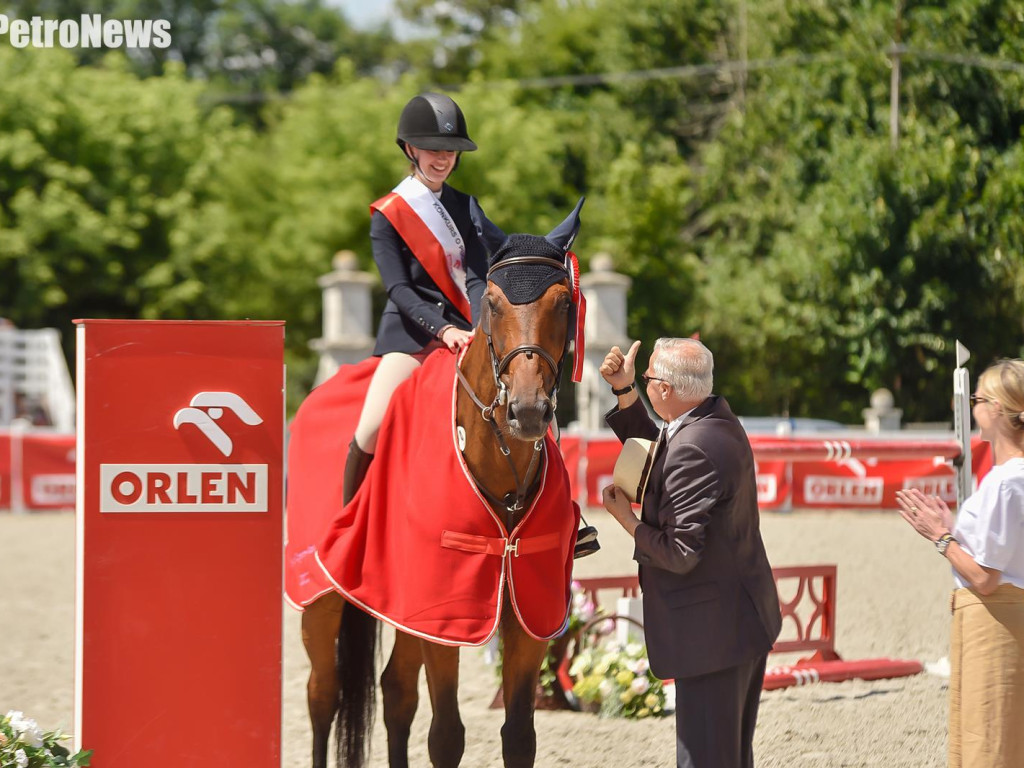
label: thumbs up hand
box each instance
[599,340,641,391]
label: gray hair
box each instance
[652,338,714,400]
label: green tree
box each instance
[0,48,242,360]
[687,0,1024,421]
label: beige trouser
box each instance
[949,584,1024,768]
[353,344,441,453]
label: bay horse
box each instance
[301,200,586,768]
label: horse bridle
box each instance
[455,255,572,514]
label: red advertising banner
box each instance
[0,432,77,511]
[790,439,993,509]
[0,434,9,509]
[26,432,76,508]
[75,320,284,767]
[561,436,796,510]
[754,460,791,510]
[559,433,993,511]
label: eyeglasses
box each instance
[970,394,993,405]
[642,373,668,386]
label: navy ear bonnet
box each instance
[489,235,567,305]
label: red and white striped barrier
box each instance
[748,437,962,462]
[763,657,924,691]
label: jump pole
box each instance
[74,320,285,767]
[953,340,973,507]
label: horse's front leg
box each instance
[420,640,465,768]
[498,611,549,768]
[381,630,423,768]
[300,591,345,768]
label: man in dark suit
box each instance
[600,337,781,768]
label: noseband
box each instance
[455,255,571,514]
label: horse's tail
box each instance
[335,603,378,768]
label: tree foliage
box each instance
[2,0,1023,419]
[0,48,242,357]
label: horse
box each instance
[300,199,585,768]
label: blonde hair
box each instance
[977,359,1024,433]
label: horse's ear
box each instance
[470,196,507,256]
[544,197,585,253]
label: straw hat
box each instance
[613,437,659,505]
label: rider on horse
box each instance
[343,92,487,507]
[344,92,598,557]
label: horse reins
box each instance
[455,255,572,514]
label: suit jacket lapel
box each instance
[640,397,717,525]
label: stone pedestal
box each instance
[577,254,632,431]
[862,388,903,432]
[310,251,377,385]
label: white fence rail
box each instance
[0,327,76,433]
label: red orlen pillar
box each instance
[74,320,285,767]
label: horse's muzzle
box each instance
[507,396,553,440]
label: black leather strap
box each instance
[612,383,635,396]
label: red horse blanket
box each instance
[284,356,381,609]
[288,348,580,646]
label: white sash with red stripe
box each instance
[371,177,472,322]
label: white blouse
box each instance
[953,457,1024,589]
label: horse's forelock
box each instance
[489,235,567,306]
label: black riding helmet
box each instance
[396,92,478,154]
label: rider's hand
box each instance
[599,340,641,390]
[441,326,473,352]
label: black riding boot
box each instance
[574,522,600,559]
[342,439,374,506]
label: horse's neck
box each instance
[456,337,542,527]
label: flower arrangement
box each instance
[535,580,603,693]
[569,640,669,719]
[566,579,601,634]
[486,580,667,720]
[0,712,92,768]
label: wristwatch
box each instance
[611,383,635,396]
[935,532,957,557]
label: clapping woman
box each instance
[896,358,1024,768]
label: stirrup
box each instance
[575,525,598,546]
[573,538,601,559]
[573,524,600,558]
